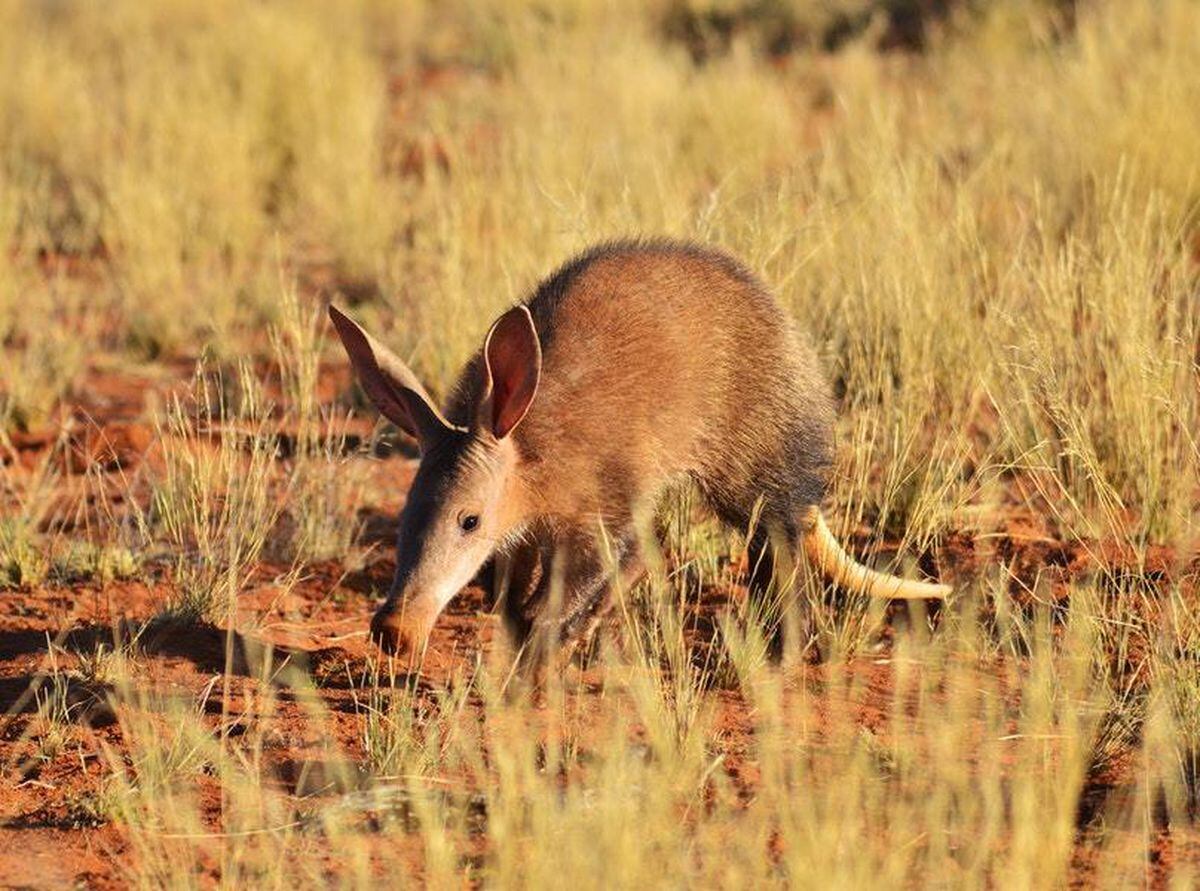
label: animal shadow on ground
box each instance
[0,618,399,728]
[0,625,126,726]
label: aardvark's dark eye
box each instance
[459,514,480,533]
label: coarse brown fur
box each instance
[329,238,949,662]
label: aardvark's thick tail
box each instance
[800,507,951,600]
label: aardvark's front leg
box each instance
[518,528,644,667]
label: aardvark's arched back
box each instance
[329,239,950,660]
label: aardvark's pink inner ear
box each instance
[481,305,542,439]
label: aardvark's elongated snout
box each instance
[369,600,438,659]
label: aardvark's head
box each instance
[328,304,541,658]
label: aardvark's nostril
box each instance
[369,605,425,659]
[369,608,400,653]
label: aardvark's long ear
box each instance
[478,305,541,439]
[328,305,455,448]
